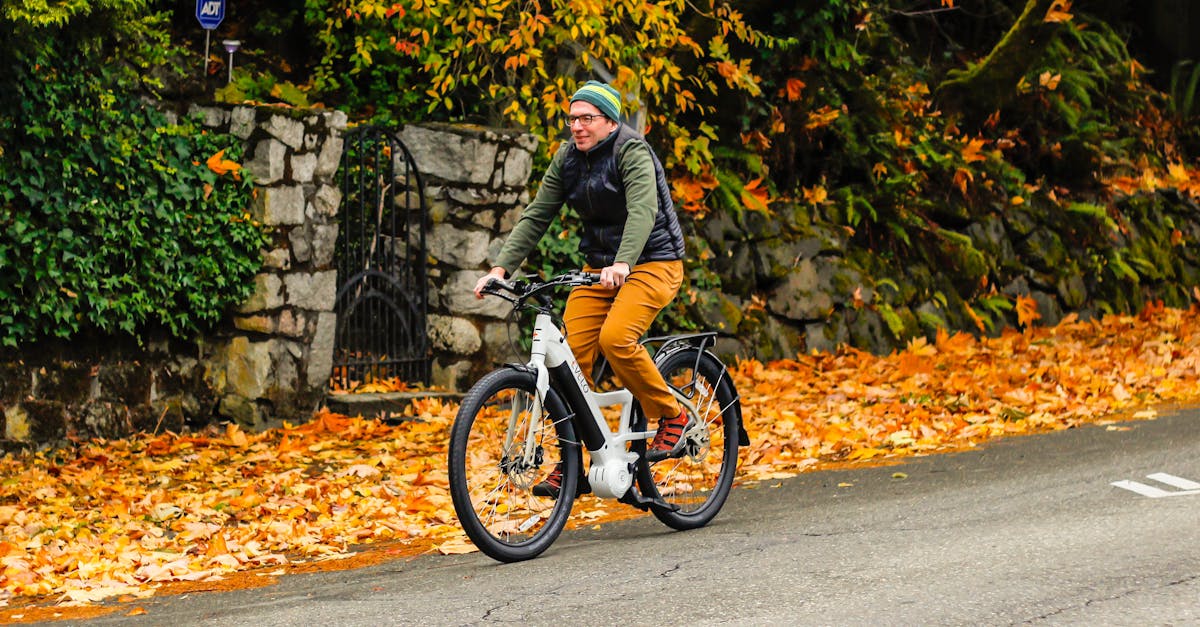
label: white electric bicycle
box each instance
[447,271,748,562]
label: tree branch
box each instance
[935,0,1066,116]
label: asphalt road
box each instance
[74,406,1200,626]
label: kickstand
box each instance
[618,488,680,513]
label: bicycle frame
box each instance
[524,310,702,499]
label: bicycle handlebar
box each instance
[481,271,601,307]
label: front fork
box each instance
[501,356,551,474]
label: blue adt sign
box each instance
[196,0,225,30]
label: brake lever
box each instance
[560,270,601,286]
[484,277,515,292]
[480,277,522,303]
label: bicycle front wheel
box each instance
[635,349,740,530]
[448,367,579,562]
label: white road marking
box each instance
[1112,473,1200,498]
[1146,472,1200,490]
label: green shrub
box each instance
[0,11,265,347]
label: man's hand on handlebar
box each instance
[473,267,508,299]
[473,268,616,301]
[598,262,630,289]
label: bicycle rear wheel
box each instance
[634,349,740,530]
[448,368,579,562]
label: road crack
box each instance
[480,598,515,622]
[1023,573,1200,623]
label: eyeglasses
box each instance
[565,114,607,127]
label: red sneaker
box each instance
[531,463,590,498]
[531,464,564,498]
[645,408,691,463]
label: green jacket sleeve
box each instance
[492,145,569,276]
[614,139,658,267]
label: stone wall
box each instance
[0,108,540,448]
[0,107,348,448]
[695,189,1200,362]
[7,102,1194,450]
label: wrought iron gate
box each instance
[332,125,430,389]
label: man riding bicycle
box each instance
[473,80,690,496]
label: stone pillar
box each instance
[191,106,346,427]
[398,123,539,391]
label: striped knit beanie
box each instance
[570,81,622,122]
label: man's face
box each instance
[568,101,617,152]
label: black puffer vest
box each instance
[559,124,686,269]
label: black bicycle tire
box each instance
[634,349,740,530]
[448,368,580,562]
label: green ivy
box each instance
[0,21,265,347]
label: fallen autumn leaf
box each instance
[1,305,1199,607]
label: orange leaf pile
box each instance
[4,306,1200,607]
[736,304,1200,482]
[1106,162,1200,200]
[0,402,462,606]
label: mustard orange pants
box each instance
[563,260,684,422]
